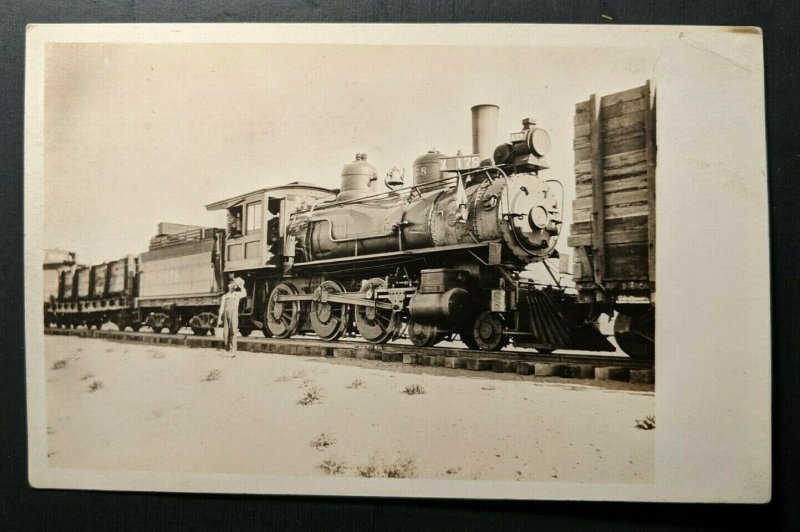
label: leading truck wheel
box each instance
[266,283,301,338]
[407,319,443,348]
[613,308,655,360]
[354,278,400,344]
[472,311,509,351]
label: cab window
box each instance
[245,201,262,235]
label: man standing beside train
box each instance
[217,276,247,355]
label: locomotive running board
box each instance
[293,242,491,267]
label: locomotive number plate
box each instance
[440,154,481,172]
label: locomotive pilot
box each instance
[217,276,247,354]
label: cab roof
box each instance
[205,182,335,211]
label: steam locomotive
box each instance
[46,104,642,357]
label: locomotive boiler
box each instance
[209,105,614,353]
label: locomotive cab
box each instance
[206,183,334,273]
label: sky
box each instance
[44,41,657,266]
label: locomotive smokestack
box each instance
[471,104,499,164]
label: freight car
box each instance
[49,224,228,333]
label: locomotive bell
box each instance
[338,153,378,201]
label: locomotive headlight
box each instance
[530,205,550,229]
[527,128,551,157]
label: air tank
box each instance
[338,153,378,201]
[412,149,446,186]
[471,104,499,164]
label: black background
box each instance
[1,1,797,530]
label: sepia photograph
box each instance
[25,23,770,502]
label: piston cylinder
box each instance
[408,287,472,325]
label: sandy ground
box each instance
[44,335,654,483]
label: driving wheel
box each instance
[310,280,351,341]
[354,278,399,344]
[266,283,301,338]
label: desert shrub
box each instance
[205,369,222,382]
[291,370,307,379]
[347,378,366,389]
[310,432,336,451]
[298,386,323,405]
[87,380,103,393]
[403,384,425,395]
[481,384,496,391]
[51,359,67,370]
[357,455,418,479]
[635,415,656,430]
[383,456,417,478]
[318,456,348,475]
[80,372,93,381]
[357,461,380,478]
[274,375,291,382]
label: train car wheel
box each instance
[310,280,350,341]
[266,283,301,338]
[613,308,654,360]
[473,311,508,351]
[239,328,252,337]
[191,327,208,336]
[407,319,441,347]
[354,278,399,344]
[261,325,273,338]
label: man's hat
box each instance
[233,277,245,290]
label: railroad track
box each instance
[44,327,655,383]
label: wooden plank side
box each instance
[604,242,650,280]
[574,123,590,138]
[589,92,606,289]
[599,85,647,107]
[605,188,649,206]
[645,80,657,284]
[604,149,647,169]
[571,215,648,237]
[575,100,591,113]
[601,96,648,119]
[602,110,647,133]
[576,174,648,198]
[574,189,649,210]
[604,203,650,220]
[604,135,646,156]
[568,228,648,248]
[574,111,591,126]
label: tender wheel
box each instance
[310,280,351,341]
[261,325,273,338]
[266,283,301,338]
[239,328,252,337]
[168,323,182,334]
[354,278,400,344]
[472,311,508,351]
[613,308,655,360]
[151,326,163,334]
[407,319,443,347]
